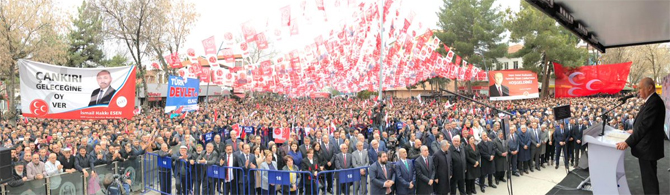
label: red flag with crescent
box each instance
[553,62,632,98]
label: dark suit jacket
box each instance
[300,157,320,182]
[433,149,452,194]
[368,148,380,164]
[573,124,586,149]
[197,151,219,165]
[553,127,569,144]
[414,155,435,195]
[236,152,257,184]
[171,152,194,177]
[493,137,509,171]
[489,84,509,97]
[369,162,395,195]
[449,145,467,181]
[334,153,352,170]
[216,152,242,181]
[321,142,336,170]
[626,93,666,161]
[225,139,241,153]
[211,141,226,155]
[88,87,117,106]
[299,144,310,158]
[394,158,416,195]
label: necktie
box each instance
[498,86,502,95]
[326,144,329,152]
[225,154,231,181]
[97,90,104,104]
[233,141,237,151]
[404,160,409,170]
[425,157,428,168]
[306,145,309,150]
[535,130,539,141]
[343,154,347,168]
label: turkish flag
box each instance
[554,62,632,98]
[273,128,283,142]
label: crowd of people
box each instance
[2,90,645,195]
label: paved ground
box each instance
[486,163,574,195]
[137,163,571,195]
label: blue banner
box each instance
[203,132,213,144]
[157,156,172,169]
[165,76,199,113]
[338,169,361,184]
[207,166,226,179]
[244,126,254,134]
[268,171,291,185]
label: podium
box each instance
[582,123,631,195]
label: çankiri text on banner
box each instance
[19,60,135,119]
[554,62,632,98]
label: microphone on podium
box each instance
[617,95,636,102]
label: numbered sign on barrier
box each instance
[207,166,227,179]
[268,171,291,185]
[158,156,172,169]
[338,169,361,183]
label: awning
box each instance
[525,0,670,53]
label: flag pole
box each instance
[378,0,385,132]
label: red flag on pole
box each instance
[553,62,632,98]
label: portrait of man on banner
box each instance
[489,72,509,97]
[89,70,117,106]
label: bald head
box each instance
[641,77,655,89]
[638,77,657,100]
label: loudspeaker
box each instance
[0,147,12,184]
[553,105,571,121]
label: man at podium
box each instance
[616,77,666,194]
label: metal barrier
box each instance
[143,152,171,195]
[316,166,369,195]
[249,167,314,195]
[48,171,85,195]
[203,165,245,195]
[88,162,118,195]
[0,154,374,195]
[3,177,48,195]
[118,156,143,192]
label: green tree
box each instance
[435,0,508,92]
[0,0,68,120]
[505,1,588,98]
[102,54,128,67]
[95,0,168,107]
[66,0,105,67]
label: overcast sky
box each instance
[56,0,521,60]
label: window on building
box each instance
[504,62,509,70]
[513,61,519,69]
[235,60,243,67]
